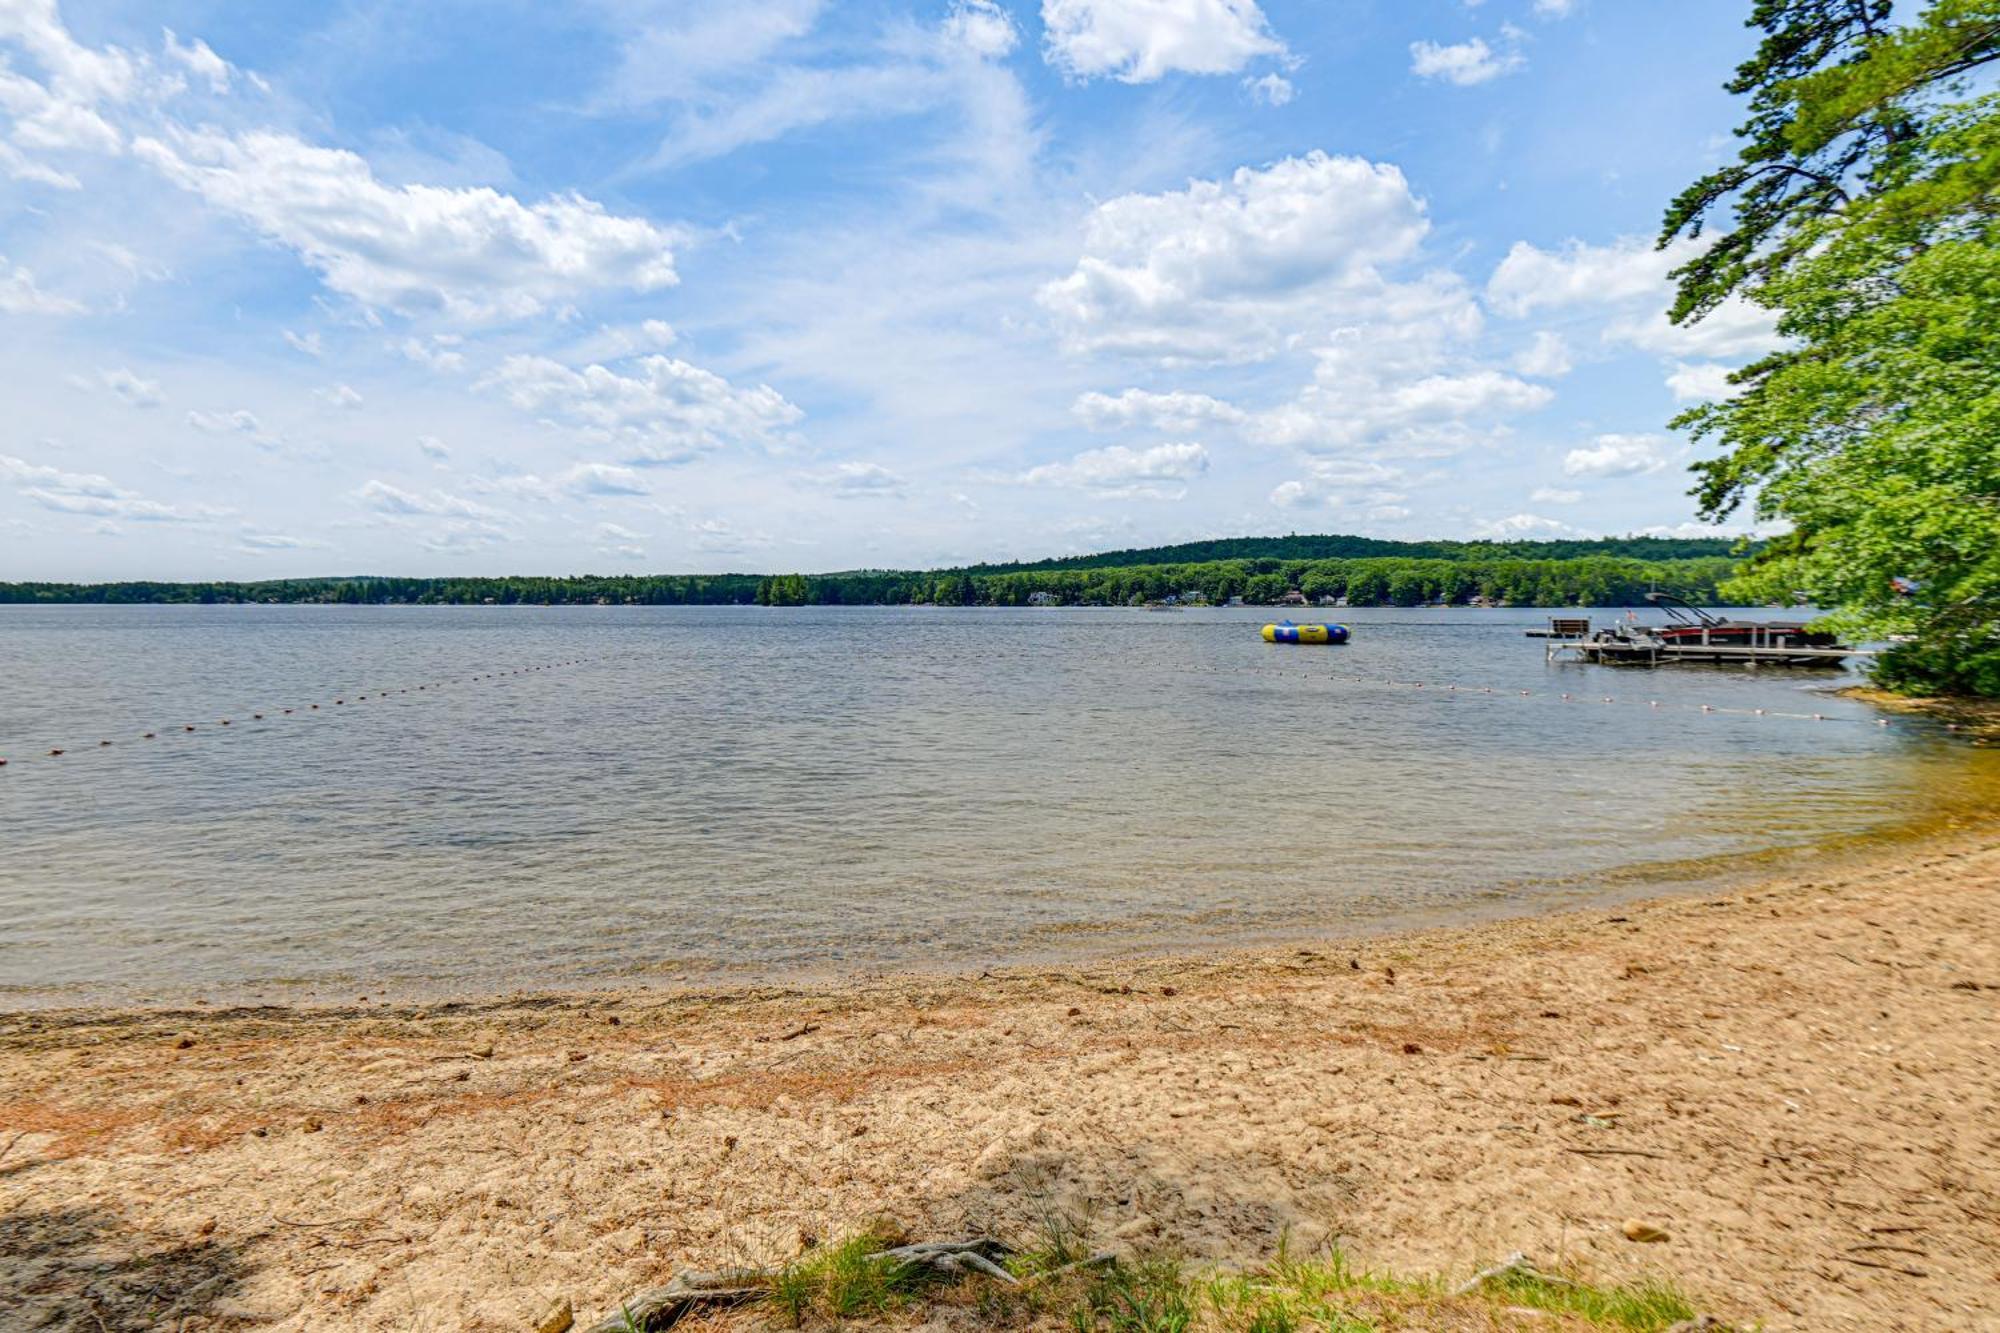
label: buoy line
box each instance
[0,657,597,770]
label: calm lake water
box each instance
[2,604,1994,1007]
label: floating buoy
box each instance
[48,748,64,757]
[99,740,111,746]
[184,724,196,731]
[143,733,155,739]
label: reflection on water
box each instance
[2,604,1994,1006]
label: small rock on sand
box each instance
[1622,1219,1671,1243]
[536,1297,574,1333]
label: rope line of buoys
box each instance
[1,657,596,770]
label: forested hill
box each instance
[948,534,1745,575]
[1,533,1753,609]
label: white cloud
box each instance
[132,127,681,320]
[1486,236,1682,317]
[594,0,826,108]
[1409,37,1521,86]
[0,139,82,188]
[1268,458,1404,509]
[593,521,648,559]
[1244,72,1294,106]
[315,382,363,410]
[239,528,324,552]
[0,256,83,312]
[689,516,772,554]
[161,29,231,94]
[1514,330,1572,377]
[1562,433,1669,478]
[355,480,502,519]
[1487,235,1782,381]
[1533,0,1578,16]
[1530,486,1582,504]
[1042,0,1286,83]
[418,520,512,553]
[479,353,804,464]
[0,0,138,166]
[943,1,1020,59]
[417,435,450,461]
[1665,361,1741,402]
[1038,151,1430,364]
[1022,441,1209,497]
[1074,388,1247,433]
[489,462,650,501]
[814,460,908,498]
[636,4,1030,173]
[1473,511,1580,538]
[1250,335,1552,455]
[282,329,322,356]
[0,453,217,522]
[1606,296,1779,360]
[395,335,467,374]
[93,366,164,408]
[562,461,649,495]
[185,408,273,448]
[186,408,262,434]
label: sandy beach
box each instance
[3,829,1996,1332]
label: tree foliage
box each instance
[1,552,1745,611]
[1664,0,2000,694]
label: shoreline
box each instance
[10,796,1997,1015]
[4,827,1997,1331]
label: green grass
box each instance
[737,1226,1712,1332]
[1487,1267,1699,1330]
[765,1223,939,1327]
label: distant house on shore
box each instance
[1027,591,1059,607]
[1276,589,1308,606]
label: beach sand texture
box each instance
[2,833,1995,1331]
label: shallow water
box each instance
[2,604,1993,1006]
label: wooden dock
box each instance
[1546,637,1870,667]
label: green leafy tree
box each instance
[1663,0,2000,694]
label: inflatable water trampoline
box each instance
[1261,621,1350,645]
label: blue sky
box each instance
[0,0,1782,579]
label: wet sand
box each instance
[2,830,1996,1331]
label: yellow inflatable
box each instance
[1262,621,1349,644]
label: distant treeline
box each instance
[2,549,1749,610]
[755,555,1744,608]
[951,533,1744,574]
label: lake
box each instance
[2,604,1993,1007]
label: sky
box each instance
[0,0,1785,580]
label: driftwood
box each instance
[1451,1252,1577,1297]
[879,1237,1019,1284]
[579,1240,1049,1332]
[579,1269,768,1333]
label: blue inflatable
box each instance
[1262,620,1350,644]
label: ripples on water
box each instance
[2,604,1993,1006]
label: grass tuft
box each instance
[764,1220,934,1328]
[1488,1267,1699,1330]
